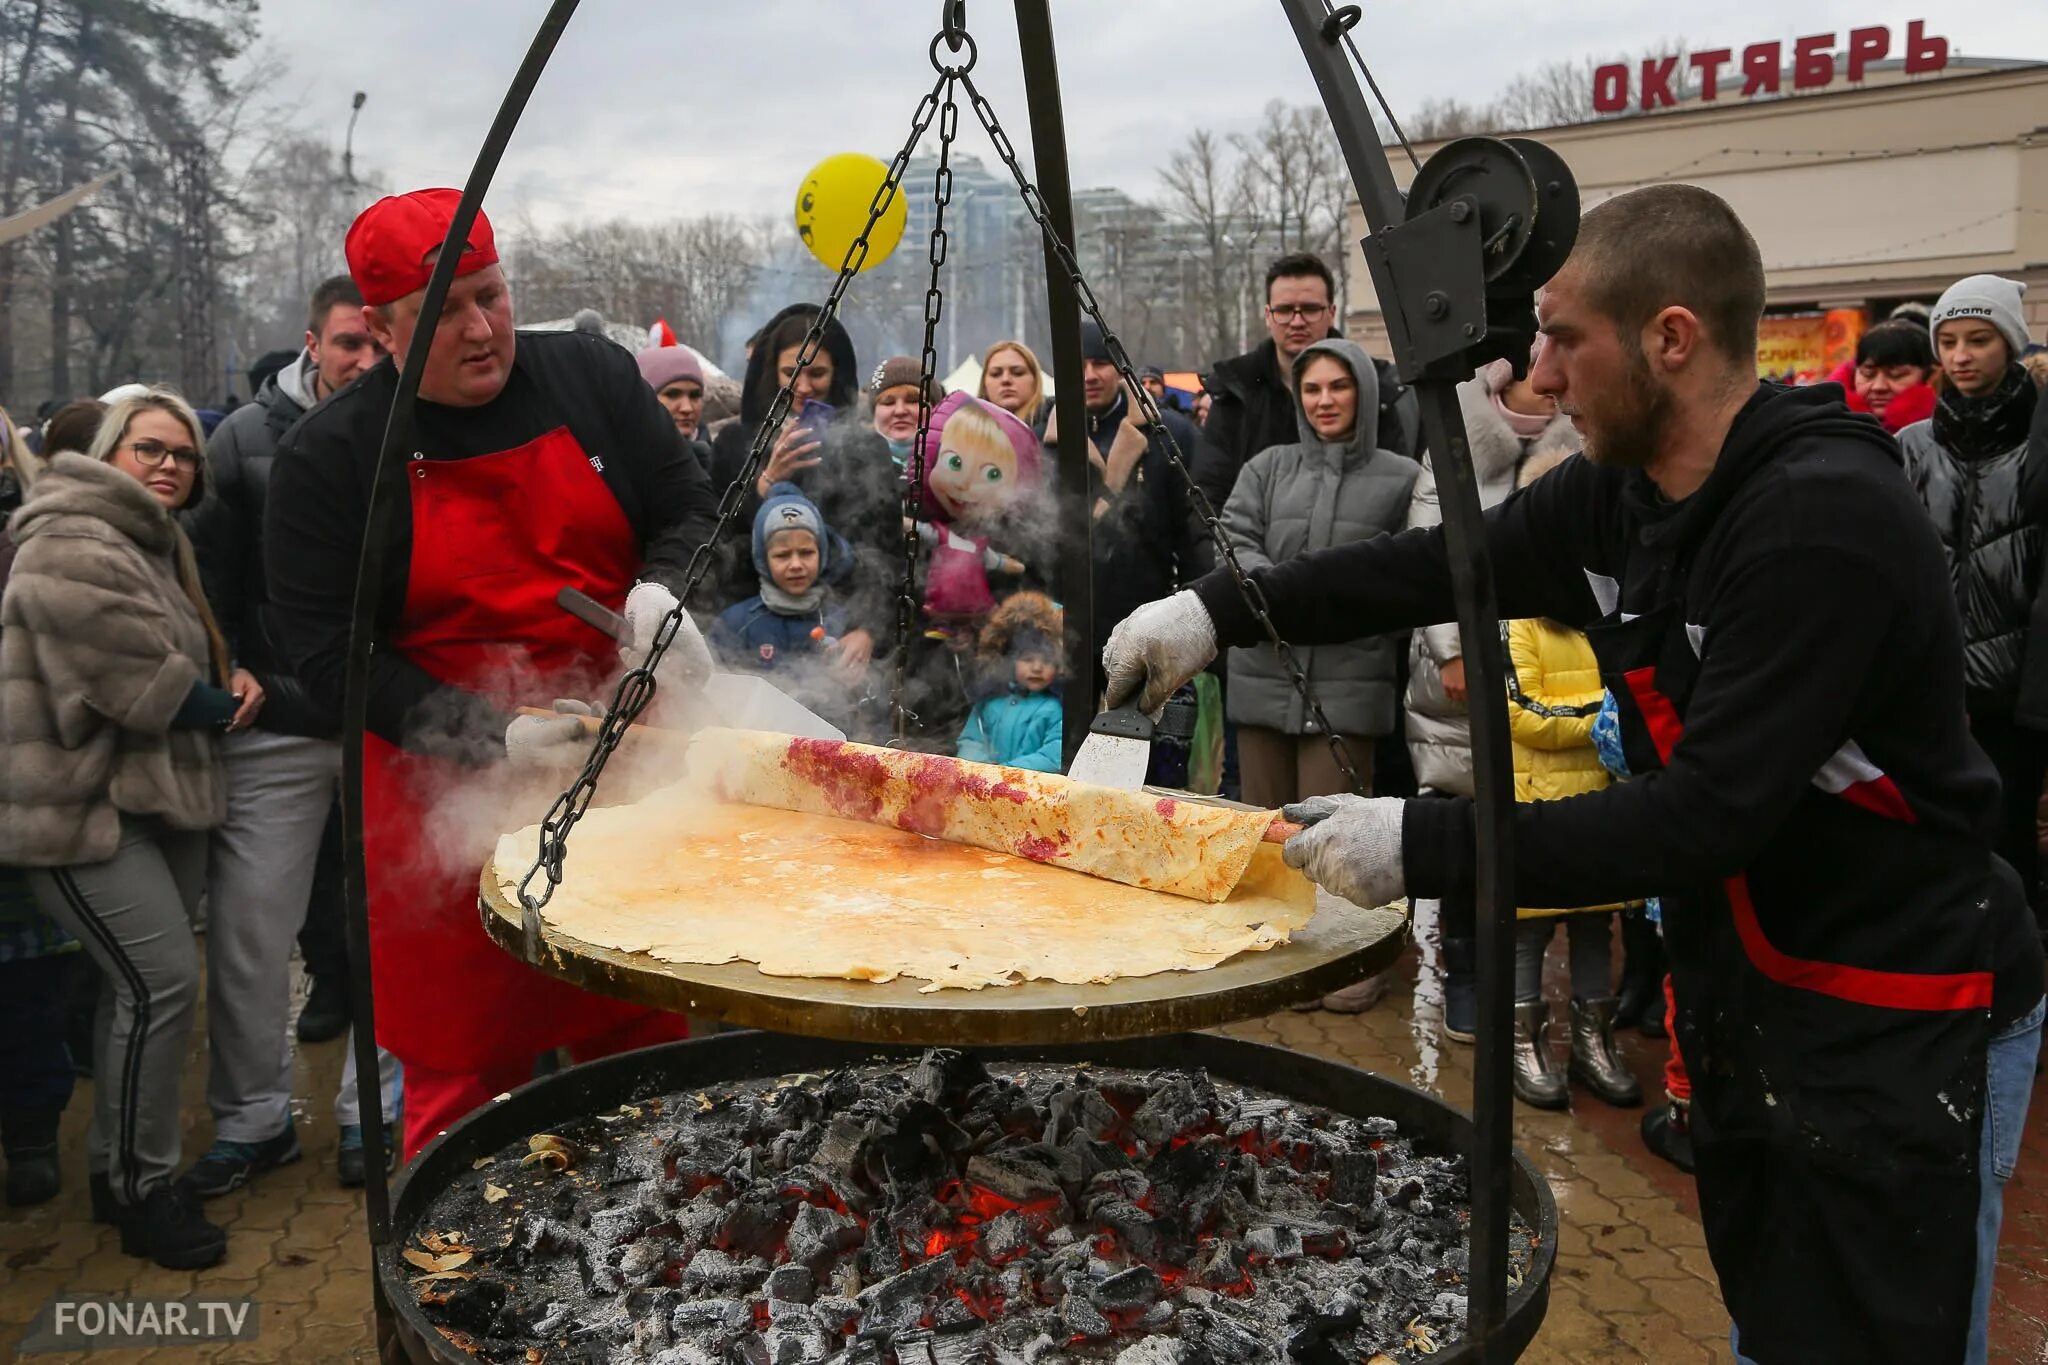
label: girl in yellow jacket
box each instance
[1501,448,1643,1112]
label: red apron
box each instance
[363,427,674,1073]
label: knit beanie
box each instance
[867,355,942,403]
[1929,275,2030,359]
[637,344,704,393]
[752,481,834,579]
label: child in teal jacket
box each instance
[957,592,1063,773]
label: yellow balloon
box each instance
[794,153,908,275]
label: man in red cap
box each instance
[265,189,720,1158]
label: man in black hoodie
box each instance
[1193,251,1418,512]
[1104,185,2044,1363]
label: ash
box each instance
[411,1050,1530,1363]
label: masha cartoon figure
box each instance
[905,391,1042,635]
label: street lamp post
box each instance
[343,91,367,187]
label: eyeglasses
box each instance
[122,437,199,470]
[1266,303,1331,321]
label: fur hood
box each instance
[977,591,1062,669]
[8,451,181,557]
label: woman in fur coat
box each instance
[0,388,257,1269]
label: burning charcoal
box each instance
[1116,1340,1189,1365]
[1139,1300,1175,1331]
[1060,1294,1113,1340]
[979,1210,1032,1265]
[1129,1075,1213,1148]
[672,1297,749,1337]
[810,1295,858,1335]
[1192,1238,1250,1289]
[590,1199,655,1246]
[1182,1305,1277,1363]
[764,1304,832,1365]
[619,1237,671,1286]
[1088,1265,1163,1312]
[914,1048,992,1109]
[728,1332,772,1365]
[854,1255,951,1335]
[429,1279,507,1337]
[858,1213,901,1285]
[1245,1225,1304,1263]
[1045,1085,1120,1145]
[1387,1176,1425,1209]
[1285,1290,1363,1365]
[785,1202,859,1272]
[929,1295,978,1330]
[964,1149,1063,1207]
[766,1263,816,1305]
[719,1195,786,1260]
[649,1347,721,1365]
[1001,1334,1061,1365]
[683,1248,748,1293]
[1325,1146,1377,1211]
[1087,1197,1161,1262]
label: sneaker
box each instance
[118,1183,227,1269]
[180,1123,302,1199]
[1640,1101,1695,1173]
[295,974,349,1043]
[1321,969,1393,1015]
[337,1123,399,1189]
[1441,937,1477,1043]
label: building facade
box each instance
[1345,58,2048,377]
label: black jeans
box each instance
[295,799,348,985]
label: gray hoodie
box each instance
[1221,338,1421,736]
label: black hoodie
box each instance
[1196,382,2042,1024]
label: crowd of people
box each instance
[0,177,2042,1362]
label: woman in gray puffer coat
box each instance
[0,388,249,1270]
[1224,338,1420,807]
[1407,357,1579,1039]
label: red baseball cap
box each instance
[344,188,499,307]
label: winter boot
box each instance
[2,1108,63,1208]
[1567,996,1644,1107]
[1614,908,1665,1033]
[1640,1099,1695,1173]
[1440,936,1477,1043]
[295,972,349,1043]
[118,1183,227,1270]
[1510,1002,1568,1109]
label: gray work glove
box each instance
[1280,794,1407,910]
[623,581,712,693]
[504,699,594,770]
[1101,589,1218,716]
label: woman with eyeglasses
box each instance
[0,387,258,1269]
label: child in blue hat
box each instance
[712,484,857,716]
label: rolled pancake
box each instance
[687,728,1273,903]
[491,790,1316,991]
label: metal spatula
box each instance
[1066,705,1155,790]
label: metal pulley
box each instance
[1373,136,1580,383]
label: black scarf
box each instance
[1931,364,2038,459]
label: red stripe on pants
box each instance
[1661,973,1690,1104]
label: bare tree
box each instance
[507,214,765,355]
[1405,96,1491,141]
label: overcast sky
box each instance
[254,2,2048,226]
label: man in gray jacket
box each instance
[182,276,398,1196]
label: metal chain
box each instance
[959,70,1368,795]
[517,68,953,911]
[892,67,965,743]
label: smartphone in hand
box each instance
[798,398,836,432]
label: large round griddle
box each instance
[478,867,1408,1045]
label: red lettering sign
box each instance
[1592,62,1630,113]
[1589,23,1950,108]
[1639,55,1679,110]
[1741,41,1783,96]
[1688,48,1733,102]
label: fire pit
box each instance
[378,1032,1555,1363]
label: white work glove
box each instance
[1101,590,1218,716]
[504,699,595,770]
[623,581,712,692]
[1280,794,1407,910]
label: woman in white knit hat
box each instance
[1897,273,2043,946]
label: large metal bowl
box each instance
[379,1030,1557,1363]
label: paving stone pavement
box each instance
[2,927,2043,1363]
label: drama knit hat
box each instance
[1930,275,2029,359]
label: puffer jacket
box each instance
[0,454,227,866]
[957,686,1063,773]
[1896,365,2046,716]
[1223,338,1419,736]
[1503,615,1629,919]
[1404,373,1579,795]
